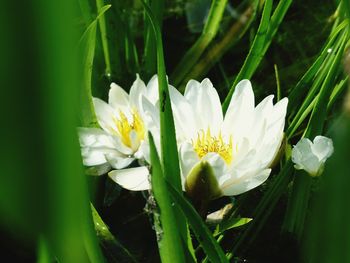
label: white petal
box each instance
[129,74,147,110]
[249,95,274,144]
[292,138,313,164]
[78,127,121,166]
[145,75,159,104]
[141,96,160,140]
[81,147,108,166]
[312,136,334,162]
[105,154,135,169]
[270,98,288,125]
[93,97,118,133]
[200,79,223,133]
[169,85,196,142]
[184,78,223,133]
[222,79,255,139]
[135,140,150,163]
[129,130,140,152]
[292,138,320,175]
[220,169,271,196]
[179,142,200,181]
[108,167,150,191]
[108,83,130,110]
[249,97,288,168]
[184,79,204,131]
[78,127,113,147]
[202,153,227,182]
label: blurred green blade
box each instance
[36,0,106,261]
[149,133,186,263]
[167,182,229,263]
[304,114,350,262]
[171,0,228,86]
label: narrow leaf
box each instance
[149,133,186,263]
[167,183,229,263]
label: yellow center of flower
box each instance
[114,109,145,148]
[192,128,233,164]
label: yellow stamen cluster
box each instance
[192,129,233,164]
[114,109,145,148]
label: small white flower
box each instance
[78,74,160,191]
[291,136,334,176]
[169,78,288,198]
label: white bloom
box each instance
[291,136,334,176]
[78,74,160,191]
[170,78,288,198]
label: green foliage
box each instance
[4,0,350,262]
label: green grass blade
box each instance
[149,133,186,263]
[36,236,51,263]
[343,0,350,25]
[222,0,273,112]
[282,28,349,239]
[287,20,348,113]
[78,4,111,127]
[286,22,348,138]
[263,0,293,53]
[167,182,229,263]
[171,0,228,86]
[328,77,349,108]
[140,0,182,198]
[143,0,165,78]
[141,1,194,261]
[304,30,348,137]
[95,0,112,77]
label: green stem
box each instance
[96,0,112,77]
[143,0,165,78]
[282,172,312,239]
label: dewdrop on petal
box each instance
[291,136,334,176]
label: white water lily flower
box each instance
[78,74,160,190]
[170,78,288,198]
[291,136,334,176]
